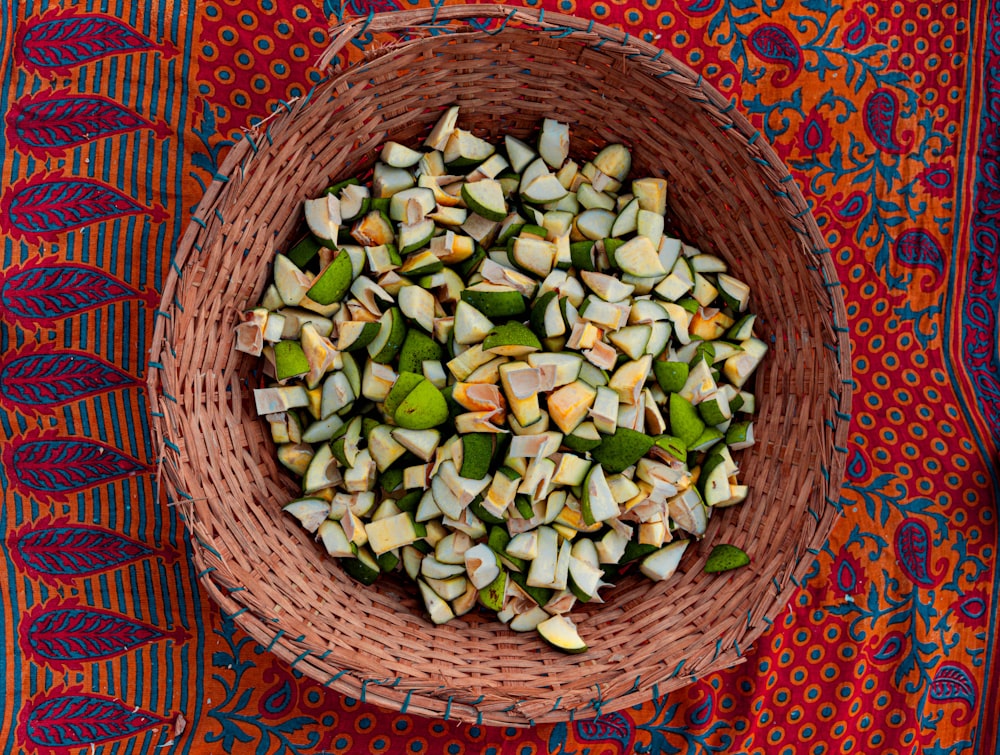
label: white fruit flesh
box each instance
[424,106,460,151]
[392,428,441,461]
[254,386,309,415]
[536,614,587,653]
[283,498,331,533]
[318,519,353,557]
[381,140,424,168]
[582,465,619,524]
[464,543,501,589]
[418,579,455,625]
[304,193,341,245]
[593,143,631,181]
[365,512,420,554]
[575,208,615,240]
[640,539,690,581]
[373,163,415,198]
[538,119,570,168]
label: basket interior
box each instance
[162,23,845,726]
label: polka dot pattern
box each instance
[194,0,329,138]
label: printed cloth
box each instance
[0,0,998,752]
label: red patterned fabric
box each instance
[1,0,997,752]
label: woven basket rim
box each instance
[147,5,853,727]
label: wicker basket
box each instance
[149,5,852,727]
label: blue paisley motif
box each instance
[748,24,802,74]
[836,558,858,593]
[20,691,169,747]
[864,89,905,153]
[895,518,935,587]
[958,593,987,621]
[837,192,868,221]
[0,263,154,324]
[0,351,136,410]
[7,437,149,495]
[4,177,159,236]
[575,711,632,748]
[894,229,945,275]
[843,16,868,47]
[19,14,162,70]
[928,664,976,707]
[922,168,952,191]
[873,633,905,662]
[8,92,168,153]
[748,25,799,66]
[803,119,825,150]
[688,694,714,727]
[263,681,295,715]
[23,604,182,664]
[845,448,869,480]
[12,523,155,578]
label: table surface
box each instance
[1,0,998,753]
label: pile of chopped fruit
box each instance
[235,107,765,653]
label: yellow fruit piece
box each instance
[689,308,735,341]
[553,505,602,534]
[452,382,506,414]
[547,381,598,435]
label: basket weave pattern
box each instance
[148,6,852,727]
